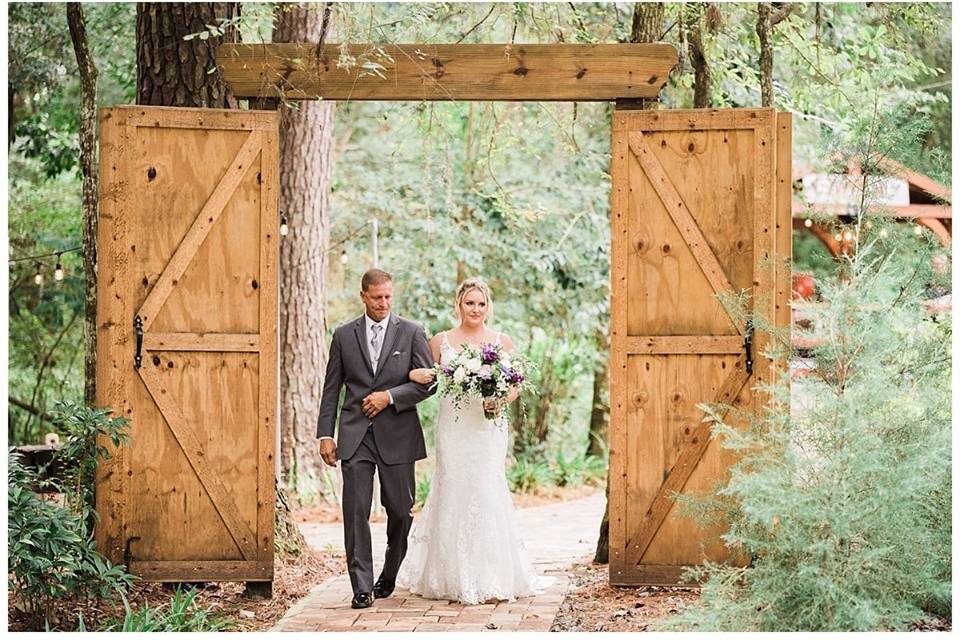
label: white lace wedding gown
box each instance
[397,332,554,604]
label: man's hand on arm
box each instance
[362,391,392,418]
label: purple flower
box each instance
[481,343,500,365]
[442,365,454,377]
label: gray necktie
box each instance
[370,323,383,371]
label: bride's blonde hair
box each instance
[454,277,494,324]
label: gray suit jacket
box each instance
[316,314,436,464]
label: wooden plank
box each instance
[775,113,793,387]
[626,366,750,564]
[130,560,273,582]
[110,104,276,131]
[608,111,630,581]
[611,564,698,587]
[136,362,258,560]
[257,121,279,559]
[628,131,743,334]
[217,43,678,101]
[617,107,774,131]
[143,333,260,352]
[138,130,262,331]
[751,111,778,408]
[627,336,742,354]
[94,108,133,566]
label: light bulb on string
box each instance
[54,253,64,281]
[879,228,889,239]
[834,232,842,242]
[34,263,43,286]
[803,218,813,228]
[279,211,289,237]
[842,230,854,242]
[340,249,348,265]
[913,224,923,236]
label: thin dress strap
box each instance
[495,332,501,345]
[441,331,451,350]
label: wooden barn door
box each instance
[95,106,279,586]
[609,108,792,585]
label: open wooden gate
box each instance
[95,106,279,586]
[609,108,792,585]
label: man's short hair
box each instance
[362,268,393,291]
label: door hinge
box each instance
[134,315,143,369]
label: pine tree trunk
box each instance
[585,331,609,458]
[67,3,99,406]
[273,2,336,491]
[136,3,240,108]
[757,3,774,107]
[630,2,663,43]
[687,4,711,108]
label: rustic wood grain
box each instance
[610,107,786,585]
[142,332,260,352]
[138,130,262,332]
[217,43,678,101]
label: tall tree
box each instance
[67,3,99,406]
[685,3,711,108]
[756,3,797,107]
[272,2,336,492]
[136,3,240,107]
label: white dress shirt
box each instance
[319,313,393,444]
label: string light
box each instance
[834,232,842,242]
[804,218,813,228]
[34,263,43,286]
[842,230,854,242]
[279,211,289,237]
[54,253,64,281]
[913,224,923,236]
[340,249,348,265]
[879,228,889,238]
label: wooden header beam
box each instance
[217,43,678,101]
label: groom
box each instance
[316,268,435,609]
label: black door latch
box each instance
[134,315,143,369]
[743,319,754,375]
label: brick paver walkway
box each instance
[275,491,605,632]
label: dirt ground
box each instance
[551,562,700,632]
[8,546,344,632]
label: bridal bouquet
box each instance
[434,342,535,421]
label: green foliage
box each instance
[415,474,432,509]
[552,451,606,488]
[100,587,231,632]
[8,451,134,629]
[658,108,951,632]
[505,453,555,494]
[48,401,131,523]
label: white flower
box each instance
[465,358,482,373]
[478,364,492,378]
[453,366,467,384]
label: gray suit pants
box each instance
[341,425,415,594]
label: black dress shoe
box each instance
[351,592,374,609]
[373,579,395,599]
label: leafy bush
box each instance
[48,400,130,524]
[8,450,134,628]
[506,453,555,493]
[659,110,952,631]
[552,450,606,487]
[100,586,231,631]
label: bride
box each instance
[396,277,554,604]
